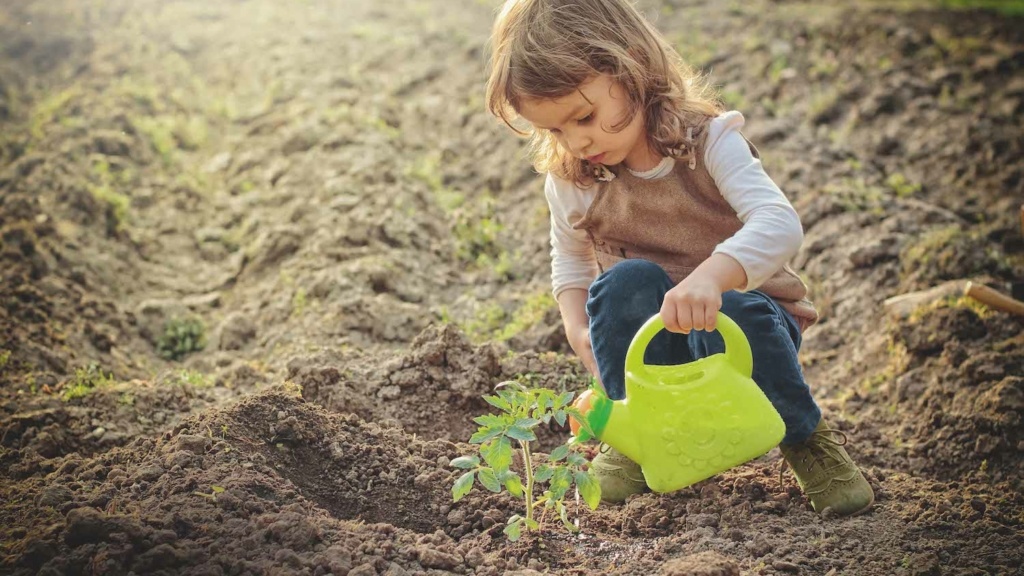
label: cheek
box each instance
[625,110,646,140]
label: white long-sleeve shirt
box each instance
[544,111,804,298]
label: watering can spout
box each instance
[569,388,641,462]
[604,400,641,463]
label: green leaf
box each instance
[567,453,588,467]
[555,390,575,409]
[550,467,572,500]
[469,427,503,444]
[513,417,541,428]
[478,467,502,493]
[525,517,540,530]
[484,394,511,412]
[575,470,601,510]
[497,390,518,408]
[472,414,506,428]
[506,426,536,442]
[536,389,553,410]
[452,471,475,502]
[481,437,512,471]
[534,464,555,483]
[549,445,570,462]
[450,455,480,469]
[504,474,524,497]
[503,521,522,541]
[557,499,577,532]
[554,410,567,427]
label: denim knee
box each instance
[586,260,672,319]
[586,260,676,400]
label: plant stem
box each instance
[521,440,534,525]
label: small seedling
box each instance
[193,485,226,501]
[62,363,116,401]
[157,316,206,360]
[177,369,213,388]
[450,380,600,541]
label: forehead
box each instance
[517,75,613,127]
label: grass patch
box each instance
[157,316,207,361]
[89,184,131,233]
[900,225,1012,287]
[807,86,843,124]
[62,363,116,401]
[447,195,517,280]
[176,369,214,388]
[822,177,886,215]
[409,152,465,212]
[29,86,81,142]
[886,173,921,198]
[88,158,133,233]
[292,287,308,316]
[459,291,557,344]
[935,0,1024,16]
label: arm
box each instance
[544,175,602,382]
[556,288,601,387]
[661,112,803,334]
[706,111,804,290]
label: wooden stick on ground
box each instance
[964,281,1024,317]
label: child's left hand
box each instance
[660,273,722,334]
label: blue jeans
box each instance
[586,259,821,445]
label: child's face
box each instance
[518,74,658,172]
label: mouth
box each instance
[585,153,606,164]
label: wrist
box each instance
[701,253,748,292]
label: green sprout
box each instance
[62,363,116,401]
[157,316,207,360]
[450,381,600,541]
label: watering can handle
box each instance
[625,312,753,378]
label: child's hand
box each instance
[660,272,723,334]
[660,254,748,333]
[569,326,604,390]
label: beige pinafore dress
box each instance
[571,123,818,330]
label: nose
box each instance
[564,128,592,157]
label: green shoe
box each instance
[591,444,647,503]
[779,419,875,517]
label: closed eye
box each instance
[577,112,594,124]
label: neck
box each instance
[623,140,662,173]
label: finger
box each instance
[675,303,693,334]
[705,305,718,332]
[660,301,679,333]
[691,303,705,332]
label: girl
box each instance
[485,0,873,517]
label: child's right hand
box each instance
[660,253,747,334]
[661,273,723,334]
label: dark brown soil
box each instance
[1,0,1021,574]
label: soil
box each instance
[1,0,1022,574]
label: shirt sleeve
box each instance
[544,174,600,298]
[704,111,804,291]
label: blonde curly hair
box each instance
[486,0,723,187]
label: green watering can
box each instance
[569,312,785,493]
